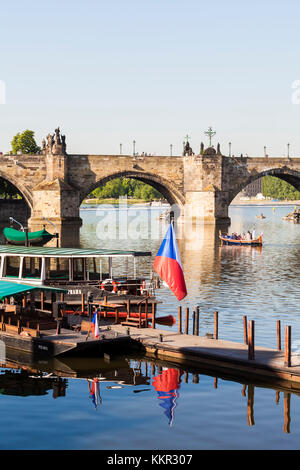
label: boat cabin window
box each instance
[21,257,42,279]
[3,256,20,278]
[73,258,99,281]
[73,258,84,281]
[45,258,69,280]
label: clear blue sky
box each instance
[0,0,300,156]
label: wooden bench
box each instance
[20,327,40,337]
[4,324,20,334]
[4,305,21,314]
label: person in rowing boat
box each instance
[246,231,252,241]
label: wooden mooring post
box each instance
[152,302,156,329]
[248,320,255,360]
[196,306,200,335]
[185,307,189,335]
[214,311,218,340]
[178,306,182,334]
[243,315,248,345]
[277,320,281,351]
[284,325,291,367]
[193,307,199,336]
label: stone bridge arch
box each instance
[80,170,185,208]
[0,170,33,209]
[227,167,300,205]
[0,171,33,226]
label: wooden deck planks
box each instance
[110,324,300,385]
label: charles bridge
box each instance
[1,128,300,245]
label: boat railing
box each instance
[0,307,57,337]
[44,278,157,296]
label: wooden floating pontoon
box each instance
[109,324,300,387]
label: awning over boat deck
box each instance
[0,281,67,301]
[0,245,151,258]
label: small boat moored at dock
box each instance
[0,245,174,330]
[0,280,134,357]
[3,227,56,246]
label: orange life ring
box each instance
[112,281,118,293]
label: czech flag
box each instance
[153,223,187,301]
[91,311,99,338]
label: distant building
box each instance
[241,178,262,198]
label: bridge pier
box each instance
[178,154,231,226]
[28,180,82,247]
[179,190,231,226]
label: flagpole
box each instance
[170,210,174,227]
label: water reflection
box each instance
[0,348,297,436]
[87,378,101,409]
[152,368,182,427]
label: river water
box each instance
[1,203,300,450]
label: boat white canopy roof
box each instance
[0,245,151,259]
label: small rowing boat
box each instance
[219,232,263,246]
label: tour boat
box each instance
[219,233,263,246]
[3,227,55,246]
[0,245,174,326]
[0,279,159,357]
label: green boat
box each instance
[3,227,55,246]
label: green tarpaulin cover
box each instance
[0,280,67,301]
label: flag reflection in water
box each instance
[152,368,182,426]
[87,378,102,409]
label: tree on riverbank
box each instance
[11,130,40,155]
[262,176,300,200]
[89,177,162,201]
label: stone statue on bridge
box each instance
[199,142,221,156]
[182,141,194,156]
[42,128,67,156]
[203,146,216,156]
[61,134,66,154]
[55,127,61,144]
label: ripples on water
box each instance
[1,203,300,450]
[1,351,300,450]
[80,204,300,348]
